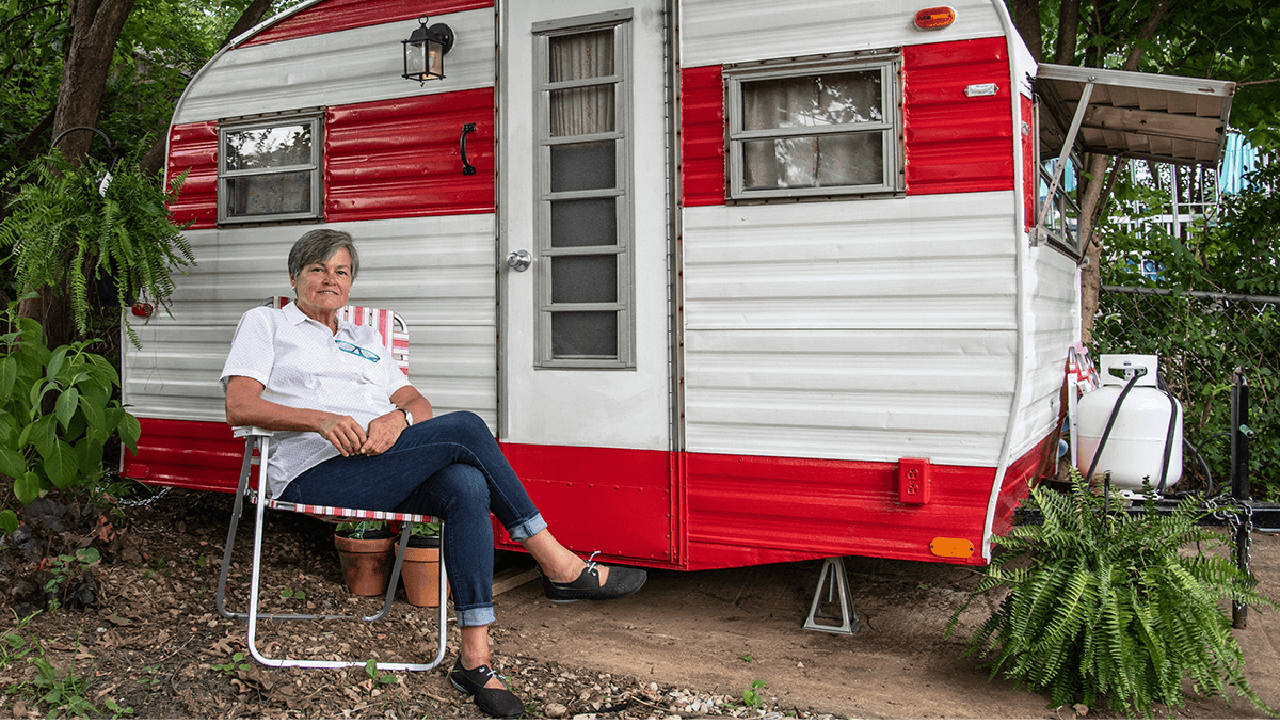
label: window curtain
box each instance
[549,30,615,137]
[741,72,883,189]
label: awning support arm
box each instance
[1035,79,1095,237]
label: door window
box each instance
[534,15,634,368]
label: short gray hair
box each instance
[288,229,360,280]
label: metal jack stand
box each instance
[803,556,860,634]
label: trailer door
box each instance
[496,0,677,565]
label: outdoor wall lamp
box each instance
[402,17,454,83]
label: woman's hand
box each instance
[359,411,405,456]
[317,413,369,457]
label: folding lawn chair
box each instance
[215,297,447,671]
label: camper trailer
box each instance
[123,0,1234,576]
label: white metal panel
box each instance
[683,193,1020,465]
[173,8,494,125]
[680,0,1007,67]
[1005,244,1080,460]
[122,215,498,428]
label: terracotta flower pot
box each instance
[401,536,443,608]
[334,531,395,596]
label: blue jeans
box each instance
[280,411,547,627]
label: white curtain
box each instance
[741,71,883,189]
[549,30,615,137]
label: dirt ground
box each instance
[3,487,1280,719]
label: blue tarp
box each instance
[1221,134,1259,194]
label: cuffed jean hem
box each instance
[507,513,548,543]
[457,605,497,628]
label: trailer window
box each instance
[218,115,322,224]
[725,54,902,200]
[532,12,635,368]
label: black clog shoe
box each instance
[449,658,524,718]
[542,551,647,602]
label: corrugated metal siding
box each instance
[684,453,996,569]
[903,37,1014,196]
[680,36,1015,207]
[1006,246,1079,458]
[166,122,218,230]
[680,65,724,207]
[326,88,494,222]
[240,0,492,48]
[680,0,1007,67]
[123,214,498,426]
[495,444,678,566]
[172,8,494,126]
[682,194,1019,466]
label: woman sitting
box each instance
[221,228,645,718]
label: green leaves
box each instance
[949,472,1278,718]
[1097,161,1280,500]
[0,149,195,349]
[0,297,141,507]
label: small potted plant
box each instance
[333,520,395,596]
[400,521,444,607]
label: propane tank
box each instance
[1075,354,1183,491]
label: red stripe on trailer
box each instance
[1021,93,1036,230]
[683,453,994,569]
[903,36,1014,196]
[325,88,494,222]
[495,443,681,567]
[124,418,242,493]
[237,0,492,48]
[680,65,726,207]
[129,418,1050,570]
[166,121,219,229]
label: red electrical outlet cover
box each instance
[898,457,931,504]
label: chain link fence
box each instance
[1092,286,1280,498]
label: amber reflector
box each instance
[915,6,957,29]
[929,537,975,559]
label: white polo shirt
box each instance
[220,302,411,498]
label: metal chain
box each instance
[112,484,172,507]
[1206,493,1254,569]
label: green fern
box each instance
[0,148,193,347]
[948,470,1277,718]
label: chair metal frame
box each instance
[214,299,447,671]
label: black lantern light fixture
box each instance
[402,17,454,83]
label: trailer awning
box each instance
[1035,64,1236,167]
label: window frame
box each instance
[1032,100,1084,259]
[531,10,636,369]
[724,51,904,202]
[217,112,323,226]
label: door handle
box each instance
[461,122,477,176]
[506,249,531,272]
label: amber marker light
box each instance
[914,6,957,29]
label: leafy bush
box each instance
[948,471,1275,718]
[1095,161,1280,498]
[0,297,140,532]
[334,520,387,539]
[0,148,192,347]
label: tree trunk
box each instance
[1010,0,1043,62]
[1078,153,1111,345]
[1077,0,1172,345]
[1054,0,1083,64]
[18,0,135,347]
[50,0,136,163]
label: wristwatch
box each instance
[399,407,413,426]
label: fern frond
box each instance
[947,467,1279,718]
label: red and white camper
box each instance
[124,0,1234,578]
